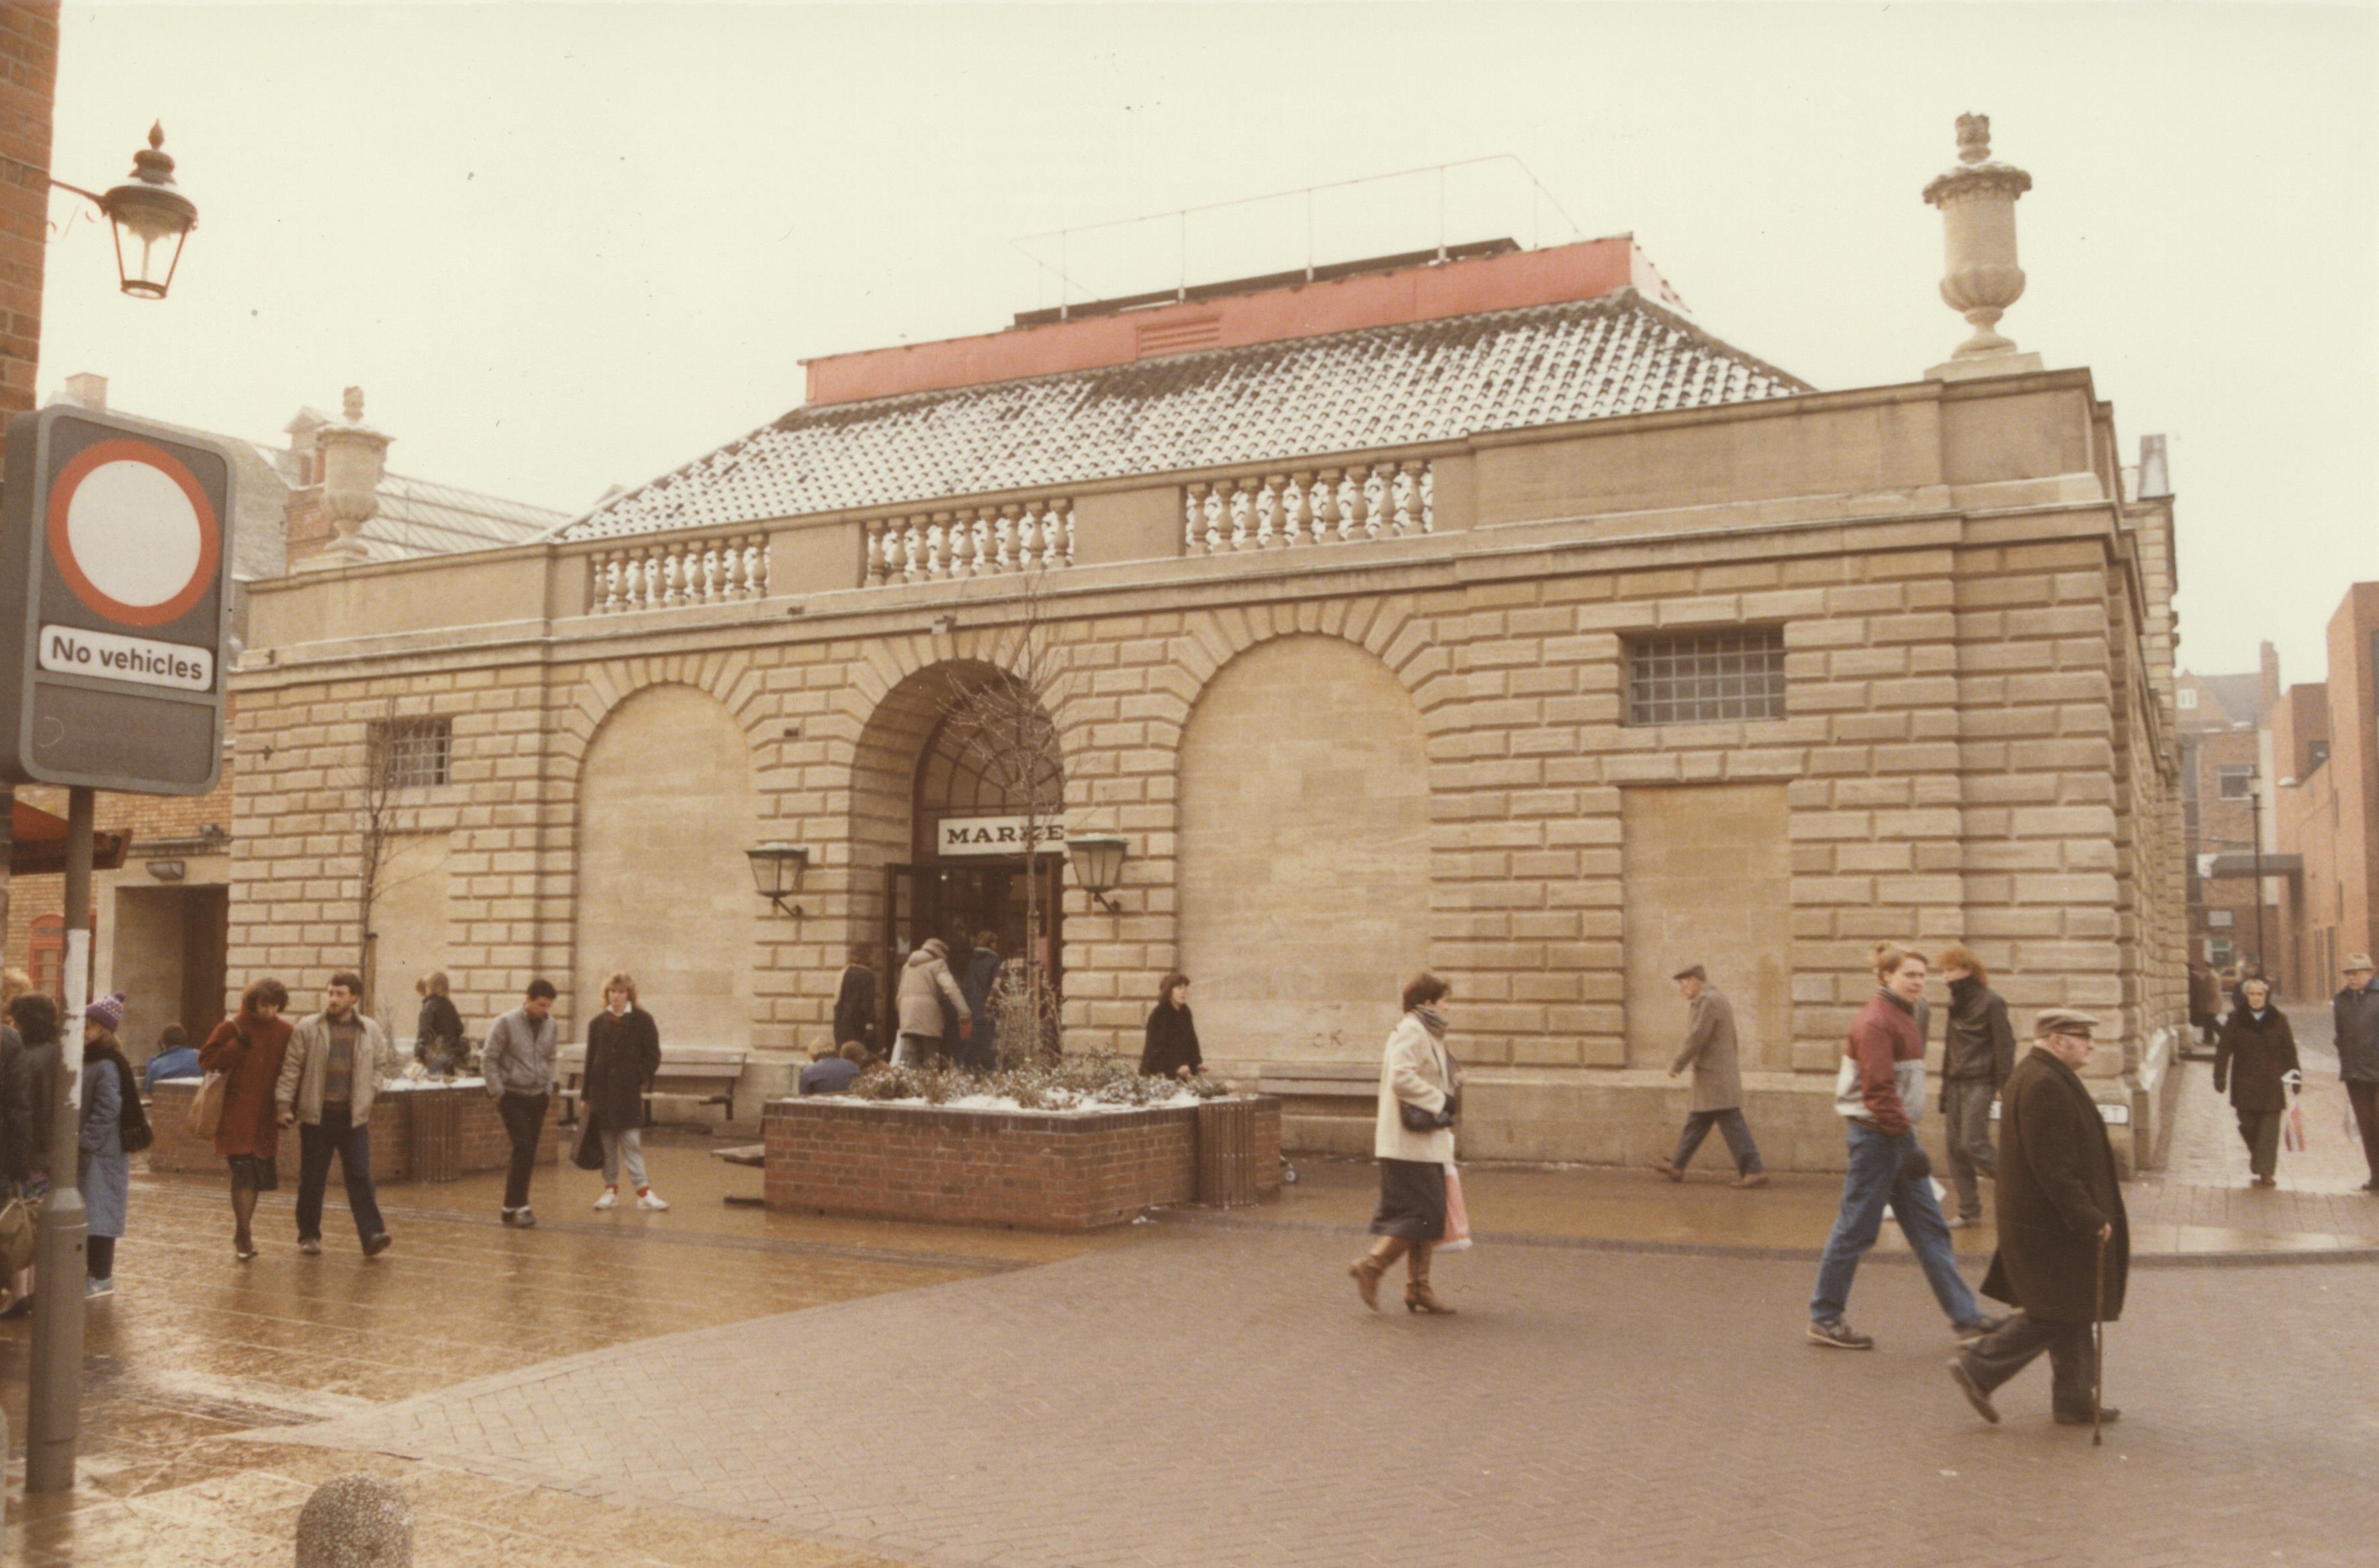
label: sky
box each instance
[41,3,2379,682]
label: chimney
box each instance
[59,372,107,411]
[2137,434,2170,499]
[293,386,391,571]
[1922,114,2044,381]
[2260,641,2282,715]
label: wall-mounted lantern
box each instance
[1067,833,1129,913]
[51,123,199,299]
[747,842,811,918]
[144,859,185,882]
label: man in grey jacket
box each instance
[275,973,397,1257]
[483,979,559,1226]
[2335,954,2379,1191]
[1650,965,1768,1188]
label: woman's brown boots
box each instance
[1349,1236,1409,1309]
[1403,1243,1455,1315]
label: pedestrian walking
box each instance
[1141,973,1204,1082]
[1807,942,2000,1351]
[143,1024,200,1093]
[1349,972,1462,1316]
[483,979,560,1226]
[0,978,35,1315]
[1936,945,2016,1227]
[959,932,1003,1072]
[199,980,294,1260]
[2187,959,2223,1050]
[275,974,397,1257]
[2213,976,2300,1187]
[79,994,143,1299]
[2,989,61,1318]
[1948,1008,2130,1427]
[893,938,968,1068]
[1649,964,1766,1187]
[832,945,879,1056]
[2333,954,2379,1192]
[584,971,667,1212]
[414,971,467,1077]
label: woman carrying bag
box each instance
[79,993,146,1299]
[199,980,295,1260]
[1350,972,1462,1315]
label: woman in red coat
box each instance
[197,978,293,1260]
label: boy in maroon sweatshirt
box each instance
[1806,942,1999,1350]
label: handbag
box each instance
[572,1112,607,1172]
[188,1071,231,1140]
[0,1193,33,1277]
[1438,1166,1473,1253]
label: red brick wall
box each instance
[0,3,56,421]
[763,1096,1281,1230]
[5,760,239,974]
[144,1078,557,1181]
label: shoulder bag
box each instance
[187,1024,240,1140]
[0,1191,33,1276]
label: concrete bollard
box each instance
[295,1473,411,1567]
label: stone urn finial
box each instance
[1922,113,2042,380]
[311,385,392,566]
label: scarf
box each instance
[1414,1005,1448,1040]
[1949,975,1981,1012]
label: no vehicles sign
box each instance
[0,406,236,792]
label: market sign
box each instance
[0,406,236,792]
[936,815,1067,858]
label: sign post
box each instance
[1,405,235,1491]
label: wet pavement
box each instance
[5,1020,2374,1565]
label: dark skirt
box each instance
[228,1154,279,1192]
[1370,1158,1447,1242]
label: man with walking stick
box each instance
[1946,1008,2130,1427]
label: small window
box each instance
[2210,938,2233,968]
[1626,628,1786,726]
[2216,765,2256,801]
[370,716,452,789]
[2206,909,2235,930]
[2177,687,2198,710]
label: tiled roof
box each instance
[554,288,1809,542]
[349,472,569,562]
[2194,672,2266,728]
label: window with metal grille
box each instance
[2216,765,2255,800]
[1625,628,1787,726]
[371,717,451,789]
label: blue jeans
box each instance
[296,1104,387,1246]
[1810,1120,1979,1325]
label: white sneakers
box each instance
[637,1191,669,1211]
[593,1188,617,1210]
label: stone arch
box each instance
[1175,634,1433,1066]
[572,682,763,1050]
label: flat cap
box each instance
[1671,964,1708,982]
[2344,954,2374,972]
[2032,1008,2101,1038]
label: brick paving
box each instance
[268,1222,2377,1567]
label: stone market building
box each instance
[227,122,2191,1169]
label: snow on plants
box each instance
[847,1052,1234,1114]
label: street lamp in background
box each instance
[49,122,198,299]
[2247,770,2267,974]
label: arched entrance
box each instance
[855,662,1067,1056]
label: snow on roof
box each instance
[554,288,1809,544]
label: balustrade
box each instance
[588,532,769,614]
[864,496,1076,586]
[1182,459,1432,556]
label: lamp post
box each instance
[51,123,199,299]
[747,843,811,918]
[2248,773,2266,974]
[1067,834,1128,913]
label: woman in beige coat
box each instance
[1350,973,1461,1315]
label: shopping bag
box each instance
[186,1071,229,1140]
[0,1195,32,1276]
[572,1113,607,1172]
[2282,1071,2307,1155]
[1438,1165,1472,1252]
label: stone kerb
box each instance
[763,1094,1282,1230]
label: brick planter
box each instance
[763,1094,1282,1231]
[143,1079,557,1181]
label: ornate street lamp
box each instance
[1067,833,1128,913]
[746,842,810,918]
[52,123,198,299]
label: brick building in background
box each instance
[2270,583,2379,999]
[227,120,2195,1171]
[2176,646,2281,976]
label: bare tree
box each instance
[934,564,1072,1064]
[347,699,445,1018]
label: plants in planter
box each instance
[847,1052,1234,1112]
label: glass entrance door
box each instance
[883,858,1065,1042]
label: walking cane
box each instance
[2092,1227,2108,1447]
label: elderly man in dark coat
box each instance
[1650,965,1767,1188]
[1947,1008,2129,1427]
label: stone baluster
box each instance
[903,518,925,582]
[1284,473,1310,547]
[1253,476,1277,548]
[1361,464,1388,540]
[749,539,767,596]
[1419,462,1434,531]
[1184,484,1206,556]
[1198,482,1221,554]
[863,522,885,586]
[1309,468,1338,544]
[1057,498,1076,566]
[704,544,723,602]
[1390,465,1413,537]
[1224,478,1250,550]
[591,557,613,613]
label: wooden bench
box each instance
[1256,1060,1377,1157]
[710,1142,767,1207]
[557,1045,749,1127]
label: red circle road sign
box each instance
[43,438,223,628]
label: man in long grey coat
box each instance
[1650,965,1768,1188]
